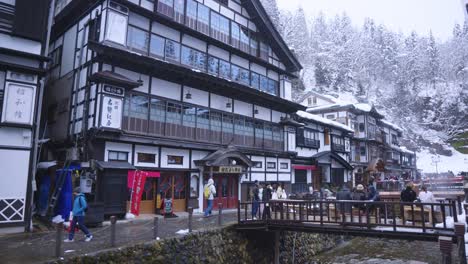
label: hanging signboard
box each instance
[217,166,243,174]
[100,95,123,129]
[1,82,36,125]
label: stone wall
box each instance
[56,227,341,264]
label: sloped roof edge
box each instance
[245,0,303,72]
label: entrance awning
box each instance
[194,145,253,167]
[37,161,57,169]
[95,161,136,170]
[311,151,354,170]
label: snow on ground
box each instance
[175,229,189,235]
[416,147,468,174]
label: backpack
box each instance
[79,196,88,213]
[204,185,211,199]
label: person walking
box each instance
[251,180,260,220]
[64,187,93,242]
[262,183,273,220]
[204,178,216,217]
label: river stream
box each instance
[312,237,457,264]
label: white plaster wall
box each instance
[231,55,249,69]
[0,127,32,148]
[191,150,210,168]
[278,158,291,173]
[152,22,180,41]
[61,24,77,77]
[182,34,207,50]
[208,45,230,61]
[0,149,29,198]
[278,173,291,182]
[250,173,265,182]
[254,105,270,121]
[228,0,242,13]
[271,110,284,123]
[295,147,318,158]
[234,13,248,27]
[220,6,234,19]
[134,145,159,167]
[160,148,190,168]
[182,87,209,107]
[250,155,264,172]
[210,93,232,112]
[234,100,252,117]
[115,68,149,93]
[266,173,277,182]
[104,142,133,163]
[0,33,41,55]
[265,157,277,172]
[283,80,292,101]
[250,63,266,75]
[204,0,220,12]
[267,70,279,81]
[151,78,181,100]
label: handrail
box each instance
[237,199,457,234]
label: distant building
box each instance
[0,0,50,232]
[301,94,417,186]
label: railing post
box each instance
[237,200,241,223]
[452,200,458,223]
[110,216,117,247]
[420,204,426,233]
[153,216,159,239]
[439,236,453,264]
[188,207,193,232]
[218,203,222,226]
[319,200,323,226]
[55,222,63,258]
[455,223,467,264]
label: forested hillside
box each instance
[261,0,468,160]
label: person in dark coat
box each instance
[251,180,260,220]
[336,184,352,213]
[352,184,367,211]
[262,183,273,220]
[400,183,417,202]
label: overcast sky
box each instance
[276,0,466,41]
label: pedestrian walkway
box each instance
[0,211,237,264]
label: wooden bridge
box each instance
[235,199,467,263]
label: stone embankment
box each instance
[54,226,341,264]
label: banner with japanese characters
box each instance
[129,170,148,216]
[100,95,123,129]
[1,82,35,125]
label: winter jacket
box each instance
[252,184,260,201]
[367,184,380,201]
[72,193,87,217]
[400,187,417,202]
[263,187,273,203]
[336,187,353,212]
[205,179,217,200]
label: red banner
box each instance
[127,171,160,188]
[129,171,148,216]
[292,165,317,171]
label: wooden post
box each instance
[153,217,159,239]
[439,236,453,264]
[218,203,223,226]
[110,216,117,247]
[274,231,280,264]
[237,200,241,223]
[455,223,467,264]
[55,222,63,258]
[188,207,193,232]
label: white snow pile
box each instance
[435,203,466,230]
[416,147,468,174]
[176,229,189,235]
[296,110,354,132]
[52,215,64,224]
[125,212,136,220]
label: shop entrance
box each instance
[159,172,187,212]
[203,174,238,210]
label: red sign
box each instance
[292,165,317,171]
[127,170,160,188]
[129,170,148,216]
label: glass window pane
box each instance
[251,72,260,89]
[183,105,196,127]
[208,56,219,76]
[165,40,180,62]
[108,151,118,160]
[231,22,240,48]
[158,0,174,18]
[105,10,128,45]
[186,0,197,30]
[231,64,240,82]
[239,67,250,86]
[239,27,250,53]
[166,102,182,124]
[127,26,149,54]
[174,0,185,24]
[150,98,165,122]
[196,108,210,129]
[150,34,165,58]
[260,75,268,92]
[267,78,278,95]
[219,16,230,44]
[130,95,149,119]
[219,60,230,79]
[197,4,210,35]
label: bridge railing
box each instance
[238,199,458,233]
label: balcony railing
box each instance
[332,143,346,152]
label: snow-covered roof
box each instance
[306,103,353,112]
[296,111,354,133]
[354,103,372,112]
[380,119,403,132]
[399,146,415,155]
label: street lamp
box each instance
[431,155,440,178]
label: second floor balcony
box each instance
[332,143,346,153]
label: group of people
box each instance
[250,181,288,220]
[400,182,435,203]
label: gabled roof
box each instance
[194,145,253,167]
[296,111,354,133]
[296,90,338,104]
[90,71,142,89]
[307,103,384,119]
[243,0,302,72]
[311,151,353,170]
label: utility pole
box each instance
[431,155,440,179]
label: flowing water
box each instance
[312,237,458,264]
